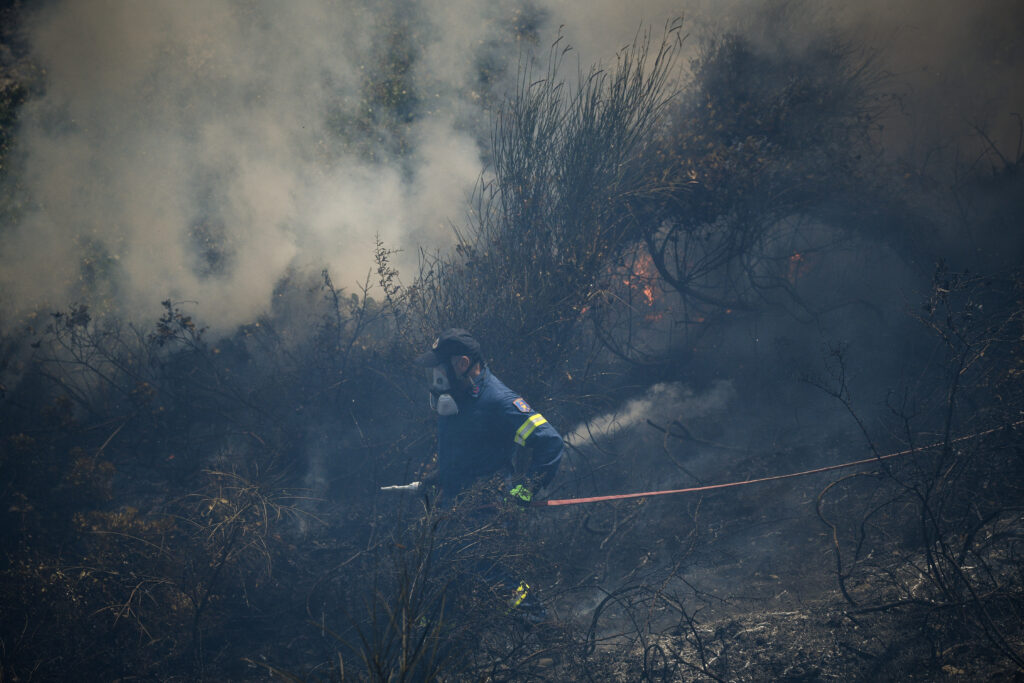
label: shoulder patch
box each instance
[512,398,531,413]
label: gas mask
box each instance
[427,364,459,416]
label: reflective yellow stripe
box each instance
[511,581,530,608]
[514,414,547,446]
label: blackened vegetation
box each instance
[2,14,1024,683]
[641,33,891,311]
[814,268,1024,676]
[389,22,685,402]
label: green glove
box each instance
[509,484,532,506]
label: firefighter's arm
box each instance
[520,419,563,489]
[507,404,564,504]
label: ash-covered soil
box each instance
[538,487,1023,681]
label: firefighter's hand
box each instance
[508,483,533,507]
[380,481,422,493]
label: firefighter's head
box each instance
[414,329,482,415]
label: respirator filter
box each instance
[427,365,459,416]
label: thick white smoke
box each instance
[0,1,509,332]
[565,380,735,448]
[0,0,1019,333]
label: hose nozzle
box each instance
[380,481,422,493]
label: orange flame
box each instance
[577,250,664,321]
[788,252,811,283]
[623,251,658,307]
[622,250,664,322]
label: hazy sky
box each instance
[0,0,1019,333]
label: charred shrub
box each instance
[816,267,1024,675]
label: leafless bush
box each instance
[815,266,1024,674]
[578,561,727,682]
[378,21,684,399]
[604,21,898,362]
[0,277,391,678]
[296,482,583,680]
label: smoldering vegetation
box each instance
[1,1,1023,680]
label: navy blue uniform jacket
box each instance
[436,367,563,497]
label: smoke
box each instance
[0,0,506,332]
[549,0,1024,157]
[827,0,1024,160]
[565,380,735,448]
[1,0,1020,333]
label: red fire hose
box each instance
[534,420,1023,507]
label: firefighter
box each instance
[389,328,564,622]
[413,328,564,505]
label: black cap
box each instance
[414,328,482,367]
